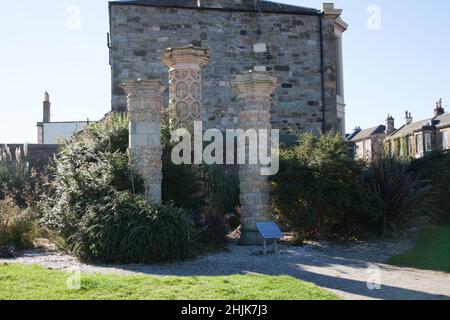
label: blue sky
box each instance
[1,0,449,143]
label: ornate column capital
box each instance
[122,79,165,98]
[162,45,209,71]
[230,70,278,100]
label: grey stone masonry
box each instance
[231,70,277,245]
[109,1,346,137]
[122,79,164,204]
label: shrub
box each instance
[65,192,199,264]
[161,113,203,214]
[41,115,201,263]
[160,113,240,245]
[271,132,381,239]
[408,151,450,224]
[0,201,37,251]
[201,165,240,245]
[362,157,434,236]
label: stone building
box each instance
[350,99,450,161]
[37,92,93,144]
[385,99,450,159]
[1,92,98,171]
[347,124,388,162]
[108,0,348,139]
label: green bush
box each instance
[362,157,434,236]
[409,151,450,224]
[160,113,240,245]
[41,115,201,263]
[161,114,203,213]
[65,192,199,264]
[201,165,240,245]
[271,132,381,239]
[0,201,37,250]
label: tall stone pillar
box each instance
[162,45,209,130]
[231,71,278,245]
[122,79,164,204]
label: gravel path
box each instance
[1,240,449,300]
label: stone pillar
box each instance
[162,45,209,130]
[231,71,278,245]
[122,79,164,204]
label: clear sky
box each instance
[1,0,449,143]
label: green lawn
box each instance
[388,226,450,273]
[0,264,339,300]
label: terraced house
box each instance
[385,99,450,158]
[108,0,348,140]
[347,124,389,163]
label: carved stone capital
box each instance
[230,70,278,100]
[162,45,209,71]
[122,79,165,97]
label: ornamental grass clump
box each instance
[0,201,37,252]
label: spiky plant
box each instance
[362,157,434,236]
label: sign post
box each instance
[256,222,283,256]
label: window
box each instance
[356,141,364,158]
[408,136,413,155]
[364,139,371,159]
[390,141,395,157]
[399,139,405,156]
[443,131,449,150]
[424,133,432,152]
[416,134,423,154]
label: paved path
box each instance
[1,240,449,300]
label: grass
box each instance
[388,226,450,273]
[0,264,339,300]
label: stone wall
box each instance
[0,144,59,171]
[109,3,340,137]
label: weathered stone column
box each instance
[122,79,164,204]
[231,71,278,245]
[162,45,209,130]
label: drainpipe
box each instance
[319,14,326,134]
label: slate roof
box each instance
[348,125,386,142]
[109,0,319,14]
[434,112,450,129]
[388,112,450,139]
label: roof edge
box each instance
[108,1,320,16]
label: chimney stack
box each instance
[405,111,413,125]
[434,98,445,117]
[43,91,51,123]
[385,114,395,134]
